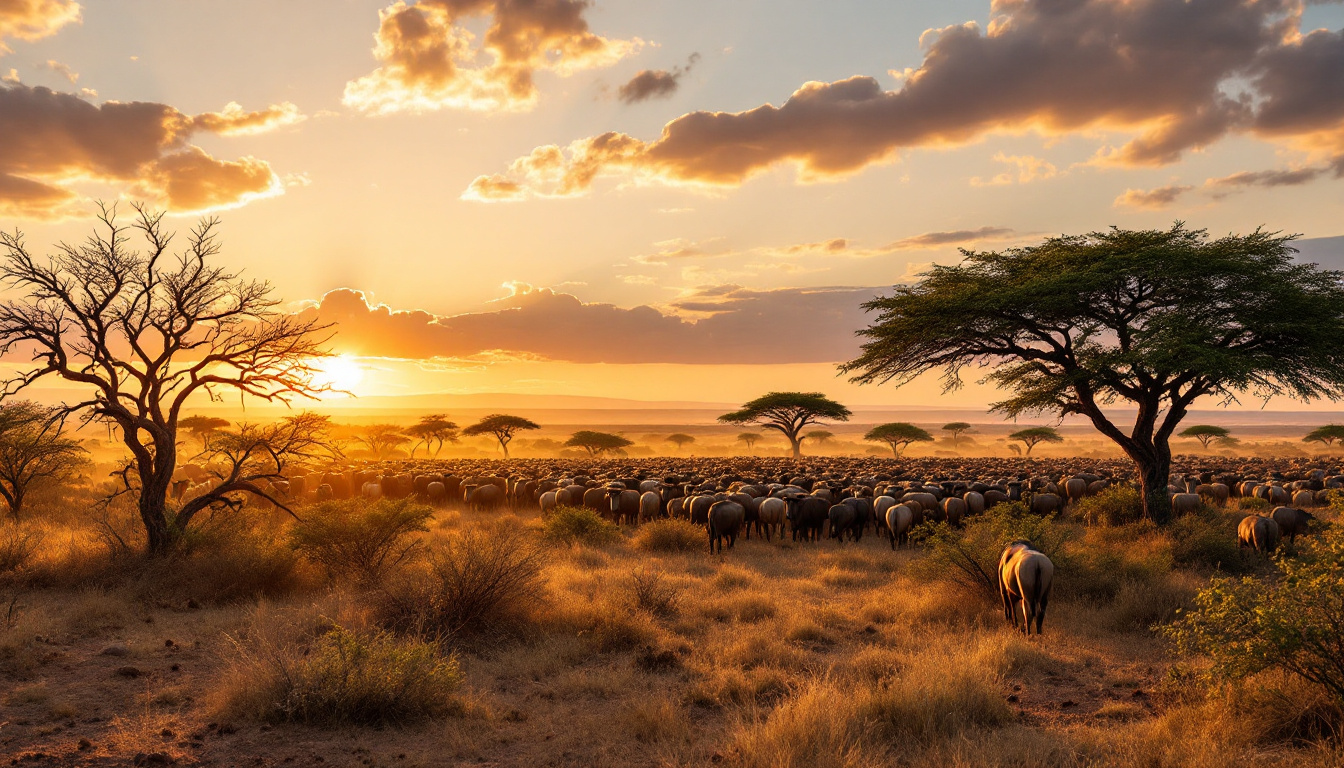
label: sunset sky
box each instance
[3,0,1343,408]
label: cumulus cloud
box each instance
[467,0,1344,200]
[296,284,877,364]
[40,58,75,83]
[617,52,699,104]
[0,0,80,51]
[0,83,300,218]
[970,152,1057,186]
[343,0,641,114]
[1113,185,1193,209]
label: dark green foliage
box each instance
[541,505,621,546]
[864,422,934,456]
[1007,426,1063,456]
[719,392,852,459]
[564,430,633,456]
[909,502,1074,598]
[1168,509,1254,573]
[462,414,541,458]
[1075,485,1144,526]
[1179,424,1232,449]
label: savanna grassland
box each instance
[2,467,1342,768]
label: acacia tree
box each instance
[864,422,933,457]
[804,430,835,447]
[0,205,331,553]
[178,414,230,448]
[943,421,973,449]
[565,430,633,457]
[719,392,852,460]
[356,424,410,460]
[843,225,1344,524]
[0,401,86,520]
[1008,426,1063,456]
[405,414,459,457]
[463,414,539,459]
[1304,425,1344,448]
[737,432,761,451]
[1179,424,1232,450]
[665,433,695,452]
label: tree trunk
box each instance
[500,439,511,459]
[140,438,178,556]
[788,437,802,460]
[1133,450,1172,526]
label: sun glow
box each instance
[311,354,366,395]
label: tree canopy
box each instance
[179,415,231,447]
[357,424,410,460]
[842,224,1344,523]
[719,392,851,459]
[864,422,934,457]
[565,430,633,457]
[1008,427,1063,456]
[406,414,459,457]
[1178,424,1232,449]
[1304,424,1344,447]
[736,432,762,450]
[0,401,85,520]
[463,414,540,459]
[804,430,835,446]
[942,421,973,449]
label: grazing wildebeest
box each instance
[1237,514,1280,555]
[999,541,1054,635]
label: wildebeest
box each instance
[1270,506,1316,543]
[1237,514,1280,555]
[708,500,745,553]
[999,541,1054,635]
[885,503,914,550]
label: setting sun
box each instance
[311,354,366,395]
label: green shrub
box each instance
[1239,496,1270,512]
[1075,485,1144,526]
[225,623,461,725]
[1168,509,1252,573]
[633,519,703,552]
[377,522,547,644]
[541,505,620,547]
[290,498,432,585]
[1164,524,1344,709]
[909,502,1074,598]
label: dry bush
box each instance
[627,567,679,617]
[541,505,620,547]
[131,512,308,604]
[219,608,461,726]
[634,519,703,552]
[1168,508,1252,573]
[289,498,432,586]
[910,503,1074,598]
[0,521,42,576]
[376,522,548,645]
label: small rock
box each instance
[1007,694,1019,703]
[99,645,129,657]
[218,722,237,735]
[76,739,91,751]
[115,666,143,678]
[863,625,877,634]
[134,752,174,766]
[160,728,174,739]
[164,639,175,648]
[170,664,180,672]
[1131,689,1147,698]
[1060,700,1077,709]
[184,598,201,610]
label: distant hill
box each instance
[1295,235,1344,269]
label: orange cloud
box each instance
[297,284,878,364]
[1113,185,1193,210]
[631,228,1020,265]
[468,0,1343,199]
[344,0,640,114]
[617,53,699,104]
[0,0,80,50]
[0,84,300,218]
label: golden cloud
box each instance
[344,0,640,114]
[467,0,1344,200]
[0,0,80,51]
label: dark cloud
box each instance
[1206,166,1327,189]
[0,84,300,218]
[1112,184,1193,209]
[468,0,1344,200]
[344,0,640,114]
[882,226,1017,250]
[617,52,699,104]
[299,284,877,364]
[0,0,80,49]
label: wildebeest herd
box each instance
[175,455,1335,634]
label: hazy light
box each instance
[311,354,366,396]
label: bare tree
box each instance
[0,204,332,554]
[0,401,86,520]
[356,424,411,460]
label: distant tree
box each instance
[0,402,86,520]
[842,225,1344,524]
[942,421,974,449]
[565,430,633,457]
[864,422,934,457]
[406,414,459,457]
[356,424,410,460]
[1007,443,1022,456]
[178,415,230,448]
[463,414,540,459]
[1179,424,1232,450]
[0,205,332,554]
[737,432,762,451]
[1008,427,1064,456]
[665,433,696,452]
[1304,424,1344,448]
[804,430,835,447]
[719,392,852,460]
